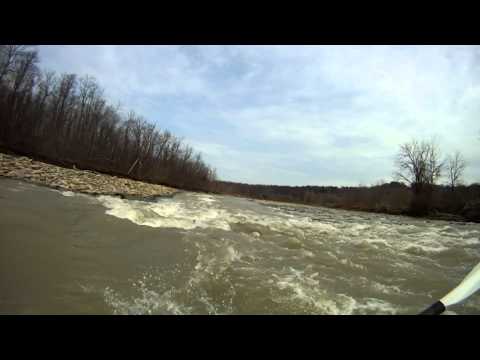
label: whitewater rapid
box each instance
[1,178,479,315]
[91,191,480,315]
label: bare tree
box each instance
[395,139,443,189]
[446,151,467,191]
[0,47,39,143]
[394,139,444,215]
[0,45,28,84]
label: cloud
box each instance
[38,45,480,186]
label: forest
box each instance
[0,45,217,192]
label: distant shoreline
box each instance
[1,151,476,224]
[255,197,471,224]
[0,152,180,200]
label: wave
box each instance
[90,192,480,314]
[97,195,232,231]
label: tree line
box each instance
[213,139,479,222]
[0,45,217,191]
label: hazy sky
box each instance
[38,45,480,186]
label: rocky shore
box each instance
[0,152,179,199]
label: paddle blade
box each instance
[440,262,480,308]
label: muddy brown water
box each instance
[1,177,479,314]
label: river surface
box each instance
[1,177,479,315]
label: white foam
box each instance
[271,268,361,314]
[97,195,231,231]
[196,194,217,204]
[95,193,344,238]
[325,250,340,260]
[354,298,399,315]
[463,238,480,245]
[79,283,95,293]
[349,223,370,236]
[226,245,242,262]
[458,230,480,238]
[229,211,339,237]
[402,243,450,255]
[339,258,365,271]
[364,238,391,247]
[103,277,192,315]
[371,282,407,296]
[301,249,315,258]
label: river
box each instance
[1,177,479,315]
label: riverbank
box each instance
[1,150,477,223]
[0,152,179,199]
[251,195,474,223]
[331,204,471,223]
